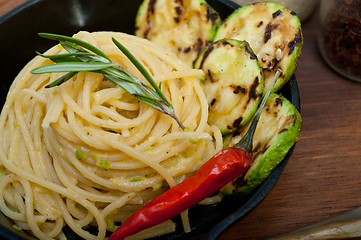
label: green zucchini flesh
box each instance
[214,2,303,93]
[194,38,264,134]
[222,93,302,196]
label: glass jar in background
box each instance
[318,0,361,82]
[231,0,319,22]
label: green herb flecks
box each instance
[96,159,110,169]
[75,150,86,160]
[12,224,22,232]
[130,176,146,182]
[188,137,200,144]
[31,33,185,130]
[106,214,115,231]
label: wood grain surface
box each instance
[1,0,361,240]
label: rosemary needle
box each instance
[31,33,185,130]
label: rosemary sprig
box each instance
[31,33,185,130]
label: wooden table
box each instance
[1,0,361,240]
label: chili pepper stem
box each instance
[108,69,283,240]
[236,68,282,154]
[108,147,252,240]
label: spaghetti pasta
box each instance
[0,31,222,240]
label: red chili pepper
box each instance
[109,69,282,240]
[108,146,251,240]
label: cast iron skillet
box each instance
[0,0,300,239]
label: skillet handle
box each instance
[268,206,361,239]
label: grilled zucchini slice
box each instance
[214,2,303,93]
[221,93,301,196]
[135,0,221,67]
[194,38,263,134]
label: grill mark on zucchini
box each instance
[249,76,260,100]
[244,42,257,60]
[253,143,261,154]
[260,145,270,154]
[178,39,208,66]
[279,128,288,134]
[274,96,283,106]
[174,0,183,23]
[232,117,243,129]
[233,130,241,137]
[206,4,220,24]
[272,10,282,18]
[195,38,206,64]
[181,46,191,53]
[143,0,157,39]
[175,6,182,15]
[264,57,279,71]
[198,44,214,69]
[264,22,278,44]
[232,85,246,94]
[288,29,302,55]
[273,111,278,118]
[279,114,297,134]
[148,0,156,14]
[207,69,217,83]
[174,9,181,22]
[221,39,232,47]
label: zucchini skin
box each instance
[221,93,302,196]
[214,2,303,93]
[135,0,303,197]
